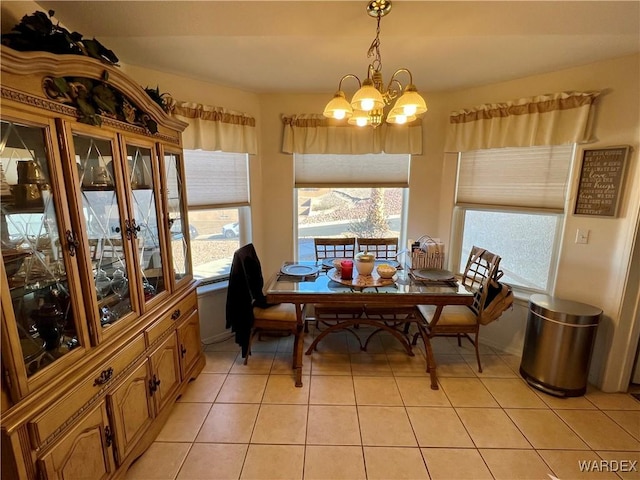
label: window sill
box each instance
[196,278,229,295]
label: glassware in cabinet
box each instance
[1,119,85,380]
[124,142,167,305]
[72,132,136,330]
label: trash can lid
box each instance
[529,294,602,325]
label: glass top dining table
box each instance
[264,261,475,389]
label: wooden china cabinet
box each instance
[0,46,205,479]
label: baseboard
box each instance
[479,337,523,357]
[201,330,234,345]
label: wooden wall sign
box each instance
[574,146,630,217]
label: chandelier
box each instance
[323,0,427,127]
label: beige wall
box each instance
[2,2,638,391]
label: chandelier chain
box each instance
[367,14,383,74]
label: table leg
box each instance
[294,304,305,387]
[414,305,444,390]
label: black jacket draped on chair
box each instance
[225,243,271,357]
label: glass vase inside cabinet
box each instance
[163,149,191,287]
[1,119,86,385]
[125,142,166,305]
[72,132,135,332]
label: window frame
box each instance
[293,187,409,262]
[450,204,565,295]
[182,150,252,284]
[450,145,576,296]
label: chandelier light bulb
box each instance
[348,109,371,126]
[393,84,428,117]
[351,79,385,113]
[361,98,375,111]
[403,104,417,116]
[323,90,354,119]
[386,108,417,124]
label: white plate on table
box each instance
[412,268,455,281]
[281,264,320,276]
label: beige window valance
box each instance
[445,91,600,152]
[282,114,422,155]
[168,99,257,154]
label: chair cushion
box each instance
[417,304,477,326]
[253,303,297,322]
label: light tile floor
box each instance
[125,325,640,480]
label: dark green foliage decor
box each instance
[144,85,171,113]
[2,10,171,133]
[1,10,119,64]
[43,76,158,133]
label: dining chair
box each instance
[310,237,363,328]
[412,245,502,372]
[356,237,414,322]
[226,243,303,373]
[314,237,357,261]
[356,237,399,260]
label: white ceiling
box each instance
[18,1,640,94]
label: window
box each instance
[452,145,574,293]
[183,150,250,282]
[294,153,409,260]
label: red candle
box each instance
[340,260,353,279]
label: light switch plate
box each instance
[576,229,590,244]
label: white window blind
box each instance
[294,153,410,188]
[183,150,249,208]
[457,145,574,211]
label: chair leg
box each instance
[244,330,256,365]
[292,328,300,369]
[473,333,482,373]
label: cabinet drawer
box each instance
[28,335,145,448]
[144,293,197,347]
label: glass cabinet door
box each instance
[125,143,165,303]
[73,133,136,330]
[1,119,84,378]
[163,150,191,284]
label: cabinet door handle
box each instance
[124,219,132,240]
[130,218,141,239]
[65,230,80,257]
[105,425,113,448]
[148,374,161,395]
[148,376,157,395]
[181,345,187,358]
[171,309,181,321]
[93,367,114,386]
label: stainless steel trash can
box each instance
[520,294,601,397]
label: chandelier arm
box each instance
[385,68,414,92]
[338,74,363,91]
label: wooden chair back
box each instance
[313,237,356,260]
[461,246,502,316]
[357,237,399,260]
